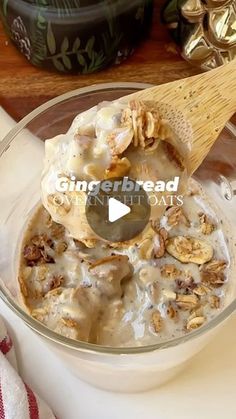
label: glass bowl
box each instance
[0,83,236,392]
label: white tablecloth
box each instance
[0,107,236,419]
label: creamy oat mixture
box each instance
[18,100,231,347]
[41,100,187,244]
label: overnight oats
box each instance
[17,100,232,347]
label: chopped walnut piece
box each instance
[166,236,213,264]
[160,264,181,279]
[176,294,199,310]
[165,206,190,228]
[209,295,220,309]
[105,156,131,179]
[199,213,215,235]
[151,310,162,333]
[186,316,205,330]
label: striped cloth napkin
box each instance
[0,316,56,419]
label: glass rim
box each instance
[1,81,236,355]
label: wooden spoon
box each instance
[125,60,236,175]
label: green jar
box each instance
[0,0,153,73]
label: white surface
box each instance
[1,299,236,419]
[108,197,131,222]
[1,107,236,418]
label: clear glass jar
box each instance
[0,83,236,392]
[0,0,153,73]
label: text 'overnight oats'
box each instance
[17,100,232,347]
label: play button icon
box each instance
[108,198,131,223]
[85,177,150,243]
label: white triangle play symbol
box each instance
[108,197,131,223]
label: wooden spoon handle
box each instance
[128,60,236,174]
